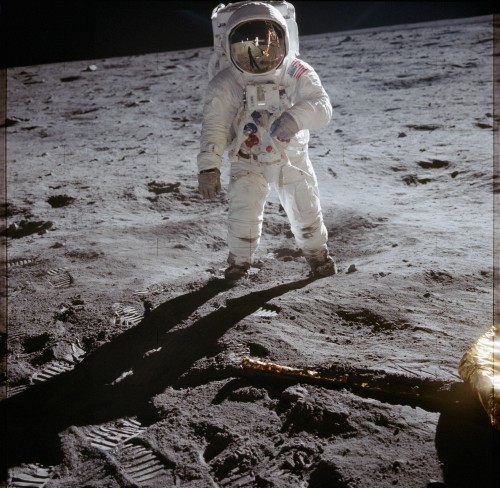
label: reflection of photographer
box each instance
[198,1,336,281]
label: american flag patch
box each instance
[287,59,308,79]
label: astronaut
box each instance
[197,1,336,281]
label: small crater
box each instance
[405,124,441,131]
[228,386,269,402]
[47,195,75,208]
[347,216,380,230]
[402,174,432,185]
[274,247,302,259]
[66,249,102,260]
[263,221,292,237]
[417,159,450,169]
[22,333,50,354]
[336,308,410,333]
[4,220,53,238]
[147,181,181,195]
[54,303,79,322]
[425,269,453,284]
[281,399,356,438]
[5,203,32,218]
[384,74,446,90]
[1,118,19,128]
[69,107,99,117]
[248,343,270,358]
[60,75,82,82]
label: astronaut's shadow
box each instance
[1,275,316,477]
[435,386,500,488]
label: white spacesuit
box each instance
[197,1,336,280]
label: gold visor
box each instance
[229,20,285,74]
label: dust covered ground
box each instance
[2,15,499,488]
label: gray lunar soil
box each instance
[2,14,499,488]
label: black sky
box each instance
[1,1,497,68]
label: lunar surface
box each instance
[2,14,498,488]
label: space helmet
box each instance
[226,2,289,76]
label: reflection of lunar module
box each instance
[458,325,500,428]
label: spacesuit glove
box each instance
[270,112,299,140]
[198,168,221,199]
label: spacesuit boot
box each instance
[224,263,250,280]
[306,248,337,278]
[224,252,251,280]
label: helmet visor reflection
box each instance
[229,20,286,74]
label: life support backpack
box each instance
[207,1,300,81]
